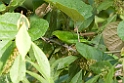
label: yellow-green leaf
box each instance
[16,22,31,59]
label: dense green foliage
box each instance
[0,0,124,83]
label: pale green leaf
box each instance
[45,0,93,21]
[31,42,51,79]
[10,54,26,83]
[28,16,49,41]
[117,21,124,41]
[16,22,31,58]
[0,13,21,40]
[9,0,25,6]
[0,4,6,12]
[70,70,82,83]
[21,78,30,83]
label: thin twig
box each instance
[41,37,76,52]
[104,50,121,54]
[80,32,96,37]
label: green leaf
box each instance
[45,0,93,21]
[78,16,94,31]
[16,21,31,59]
[10,54,26,83]
[9,0,25,6]
[26,70,48,83]
[104,67,114,83]
[85,75,100,83]
[32,0,44,10]
[21,78,30,83]
[0,74,11,83]
[90,61,112,74]
[31,42,51,80]
[0,13,21,40]
[91,34,106,51]
[70,70,82,83]
[0,40,11,57]
[55,74,68,83]
[26,59,45,76]
[0,41,15,74]
[52,30,88,43]
[52,30,78,43]
[51,56,78,70]
[0,3,6,12]
[97,0,113,13]
[28,16,49,41]
[76,42,110,61]
[117,21,124,41]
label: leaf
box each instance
[70,70,82,83]
[68,62,81,82]
[51,56,78,70]
[28,16,49,41]
[85,75,100,83]
[55,74,68,83]
[10,54,26,83]
[32,0,44,10]
[0,41,15,74]
[91,34,106,51]
[104,67,114,83]
[117,21,124,41]
[16,17,31,58]
[9,0,25,6]
[0,3,6,12]
[26,70,48,83]
[97,0,113,13]
[26,59,45,76]
[0,13,21,40]
[0,40,11,57]
[52,30,88,43]
[90,61,112,74]
[103,22,124,57]
[121,47,124,56]
[0,74,11,83]
[31,42,51,80]
[52,30,78,43]
[45,0,93,21]
[21,78,30,83]
[78,15,94,31]
[76,42,112,61]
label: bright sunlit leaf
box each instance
[16,18,31,58]
[10,54,26,83]
[31,42,51,80]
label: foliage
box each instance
[0,0,124,83]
